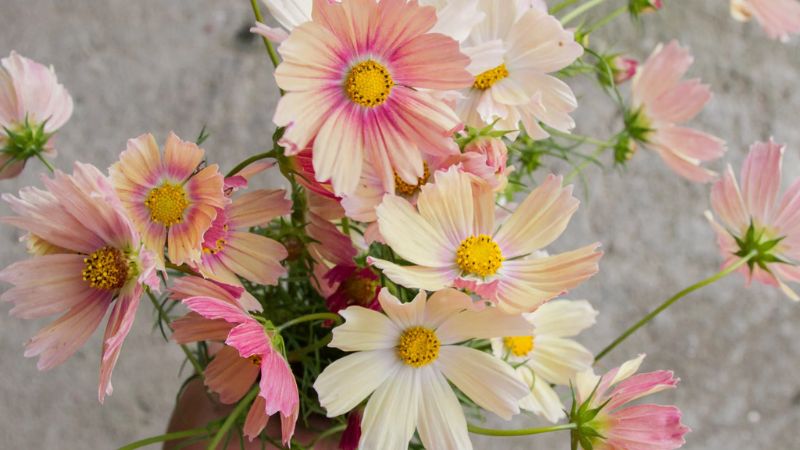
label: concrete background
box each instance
[0,1,798,449]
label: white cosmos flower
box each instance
[314,288,531,450]
[491,299,597,422]
[458,0,584,139]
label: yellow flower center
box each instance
[456,234,504,277]
[397,326,440,368]
[345,60,394,108]
[504,336,534,357]
[144,182,189,226]
[473,64,509,90]
[393,163,430,197]
[82,246,129,291]
[341,276,378,307]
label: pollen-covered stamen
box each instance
[456,234,504,277]
[504,336,534,357]
[144,182,189,226]
[397,326,440,368]
[473,63,509,90]
[82,246,129,291]
[249,355,262,367]
[393,163,430,197]
[341,276,379,307]
[345,60,394,108]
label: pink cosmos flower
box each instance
[193,187,291,309]
[178,280,300,445]
[459,137,512,191]
[573,355,690,450]
[730,0,800,41]
[630,41,725,183]
[369,167,601,313]
[0,51,73,179]
[110,132,228,268]
[0,163,158,402]
[611,56,638,85]
[273,0,472,196]
[707,139,800,300]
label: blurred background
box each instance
[1,1,799,448]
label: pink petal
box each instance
[259,349,300,417]
[99,288,142,402]
[390,33,472,90]
[741,139,784,225]
[226,320,271,358]
[228,189,291,228]
[183,296,251,324]
[204,345,260,404]
[171,312,233,344]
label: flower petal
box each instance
[416,366,472,450]
[360,365,421,450]
[314,350,400,417]
[330,305,402,351]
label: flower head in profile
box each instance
[0,51,73,179]
[730,0,800,42]
[110,132,227,268]
[457,2,584,139]
[571,355,690,450]
[178,278,300,445]
[370,167,601,313]
[491,299,597,422]
[272,0,472,195]
[314,288,531,450]
[707,139,800,300]
[629,41,726,182]
[0,163,157,402]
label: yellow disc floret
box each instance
[82,246,130,291]
[397,326,440,368]
[393,162,430,197]
[144,182,189,226]
[345,60,394,108]
[456,234,504,277]
[503,336,534,357]
[473,63,509,90]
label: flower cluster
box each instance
[2,1,799,449]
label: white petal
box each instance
[423,288,473,329]
[463,39,506,75]
[416,167,476,248]
[360,366,421,450]
[417,366,473,450]
[314,350,400,417]
[368,257,458,291]
[531,299,598,338]
[330,306,401,352]
[610,353,646,385]
[378,289,427,329]
[376,194,454,267]
[436,306,532,345]
[517,367,566,423]
[528,336,594,385]
[438,346,528,420]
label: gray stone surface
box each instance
[0,1,798,449]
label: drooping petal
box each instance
[204,345,260,404]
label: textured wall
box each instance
[0,1,798,449]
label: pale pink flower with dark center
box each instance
[731,0,800,42]
[0,163,157,402]
[370,167,601,313]
[630,41,725,183]
[272,0,472,196]
[110,132,228,268]
[707,139,800,300]
[0,51,73,179]
[573,355,690,450]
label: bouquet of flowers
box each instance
[2,0,799,449]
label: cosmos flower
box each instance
[110,132,227,268]
[730,0,800,42]
[272,0,472,195]
[707,139,800,300]
[0,162,157,402]
[314,288,531,450]
[630,41,725,182]
[370,167,601,313]
[0,51,73,179]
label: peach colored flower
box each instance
[370,167,601,313]
[707,139,800,300]
[0,163,157,402]
[630,41,725,182]
[272,0,472,195]
[0,51,73,179]
[110,132,227,268]
[730,0,800,42]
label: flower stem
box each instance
[467,422,576,436]
[550,0,582,14]
[225,150,276,178]
[583,5,627,34]
[548,127,615,148]
[117,427,209,450]
[561,0,610,25]
[146,289,205,376]
[594,252,757,363]
[564,145,609,184]
[309,423,347,448]
[249,0,281,69]
[278,312,342,332]
[207,387,259,450]
[287,333,333,362]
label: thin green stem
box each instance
[117,428,209,450]
[584,5,627,34]
[207,387,259,450]
[550,0,582,14]
[564,145,609,184]
[226,150,276,178]
[165,260,200,276]
[548,127,615,148]
[278,312,342,332]
[34,152,55,173]
[146,290,205,376]
[309,423,347,448]
[467,422,576,437]
[249,0,281,68]
[561,0,609,25]
[288,333,332,362]
[594,252,757,363]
